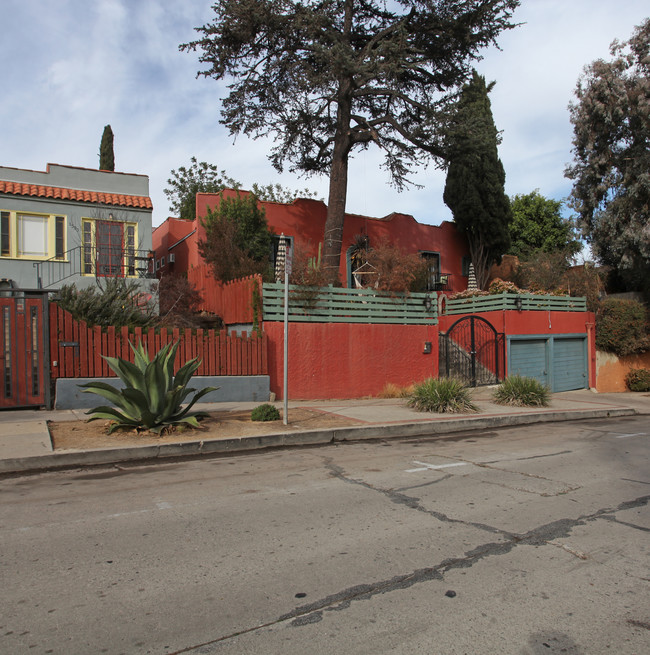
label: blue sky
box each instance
[1,0,647,232]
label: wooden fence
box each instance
[445,292,587,315]
[187,266,261,325]
[49,305,268,379]
[262,283,439,324]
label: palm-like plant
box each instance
[79,341,217,434]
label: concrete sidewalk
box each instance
[0,388,648,475]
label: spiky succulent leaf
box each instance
[129,340,151,371]
[161,342,179,382]
[144,358,170,415]
[174,358,201,388]
[106,419,144,434]
[174,415,203,429]
[84,405,142,425]
[79,381,141,417]
[102,356,148,393]
[84,339,218,434]
[120,387,158,426]
[157,386,191,422]
[170,386,217,419]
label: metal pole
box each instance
[283,268,289,425]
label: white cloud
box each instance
[1,0,647,227]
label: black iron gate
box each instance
[439,315,505,387]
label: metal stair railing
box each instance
[34,246,154,289]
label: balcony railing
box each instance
[426,273,452,292]
[34,246,154,289]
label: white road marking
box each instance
[406,461,467,473]
[614,433,647,439]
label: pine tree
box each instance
[181,0,520,283]
[443,71,512,290]
[99,125,115,171]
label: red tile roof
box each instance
[0,181,153,209]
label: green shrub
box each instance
[493,375,550,407]
[251,403,281,421]
[79,341,216,434]
[625,368,650,392]
[408,378,478,413]
[596,299,649,357]
[55,278,156,328]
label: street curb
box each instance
[0,406,636,475]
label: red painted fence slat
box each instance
[49,306,268,379]
[186,269,260,326]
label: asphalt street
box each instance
[1,416,648,654]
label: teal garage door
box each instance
[509,336,588,391]
[509,339,548,387]
[552,337,587,392]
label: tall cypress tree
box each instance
[99,125,115,171]
[443,71,511,290]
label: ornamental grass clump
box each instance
[493,375,550,407]
[408,378,478,414]
[79,341,217,434]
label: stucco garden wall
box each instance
[264,322,439,400]
[595,350,650,392]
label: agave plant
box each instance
[79,341,217,434]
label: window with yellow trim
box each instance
[0,210,66,260]
[81,218,138,277]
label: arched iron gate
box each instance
[439,315,505,387]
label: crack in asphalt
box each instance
[600,514,650,532]
[171,459,649,653]
[278,493,650,629]
[323,458,512,538]
[393,473,454,492]
[621,477,650,486]
[482,450,573,464]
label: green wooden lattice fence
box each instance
[262,283,439,324]
[445,292,587,315]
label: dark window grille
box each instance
[1,211,9,256]
[55,217,65,259]
[83,222,93,273]
[420,252,441,291]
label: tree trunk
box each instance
[468,236,492,290]
[323,123,351,285]
[322,0,354,286]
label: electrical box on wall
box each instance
[423,341,432,354]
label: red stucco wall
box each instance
[152,217,197,277]
[264,322,439,399]
[264,310,597,400]
[194,190,470,293]
[439,310,597,388]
